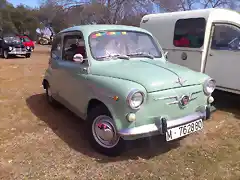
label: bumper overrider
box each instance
[118,105,211,137]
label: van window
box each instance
[173,18,206,48]
[211,24,240,51]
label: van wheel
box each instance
[3,50,8,59]
[45,83,60,107]
[87,105,125,157]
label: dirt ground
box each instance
[0,45,239,180]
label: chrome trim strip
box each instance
[154,90,202,105]
[167,100,179,105]
[118,110,206,136]
[154,95,178,100]
[154,90,201,101]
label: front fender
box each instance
[86,75,147,130]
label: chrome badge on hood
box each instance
[175,77,187,86]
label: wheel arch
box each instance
[87,98,110,117]
[42,79,49,89]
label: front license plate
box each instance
[166,119,203,141]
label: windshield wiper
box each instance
[97,54,130,60]
[127,52,154,59]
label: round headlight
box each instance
[127,90,144,109]
[203,78,216,95]
[26,46,30,49]
[9,46,12,51]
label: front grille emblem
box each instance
[179,95,190,107]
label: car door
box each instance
[48,34,63,98]
[57,32,89,117]
[205,23,240,92]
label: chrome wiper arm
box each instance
[127,52,154,59]
[97,54,130,60]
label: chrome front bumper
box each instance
[118,106,211,137]
[8,51,28,55]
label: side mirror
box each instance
[73,54,84,63]
[164,51,168,59]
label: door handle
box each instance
[209,53,213,56]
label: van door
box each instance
[205,23,240,92]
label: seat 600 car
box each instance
[42,25,216,156]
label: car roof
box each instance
[18,36,29,38]
[59,24,152,36]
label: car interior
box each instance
[63,35,87,62]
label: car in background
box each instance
[18,35,35,51]
[0,34,32,59]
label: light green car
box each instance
[42,25,215,156]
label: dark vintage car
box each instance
[0,34,32,59]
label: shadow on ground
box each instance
[212,90,240,119]
[26,93,180,163]
[0,55,25,60]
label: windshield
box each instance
[21,37,31,42]
[89,31,162,60]
[3,36,21,44]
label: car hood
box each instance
[90,59,208,92]
[23,42,34,46]
[5,43,24,47]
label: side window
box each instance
[51,35,61,58]
[211,24,240,51]
[62,34,87,62]
[173,18,206,48]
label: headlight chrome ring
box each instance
[126,89,144,109]
[9,46,13,51]
[203,78,216,95]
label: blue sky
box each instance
[7,0,161,11]
[8,0,40,8]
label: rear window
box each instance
[173,18,206,48]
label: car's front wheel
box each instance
[87,105,125,157]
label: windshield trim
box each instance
[88,30,162,61]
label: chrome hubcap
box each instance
[92,115,119,148]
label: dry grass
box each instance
[0,45,239,180]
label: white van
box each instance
[140,8,240,94]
